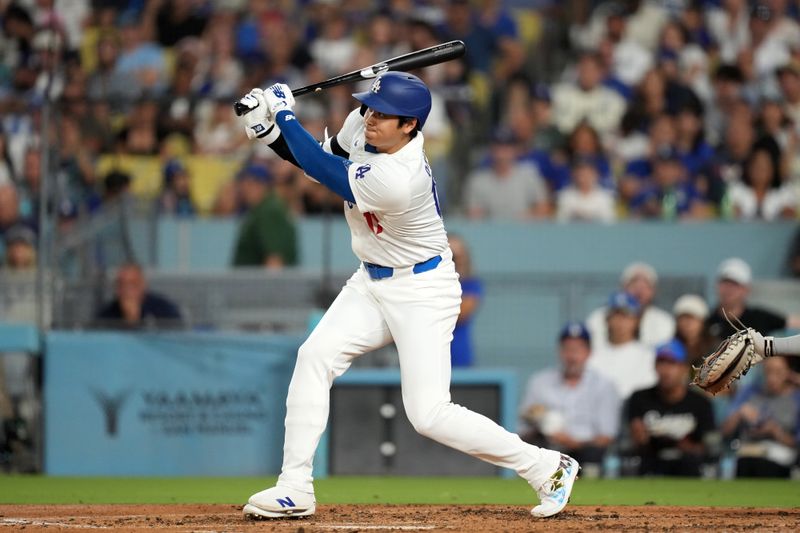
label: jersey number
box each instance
[364,212,383,235]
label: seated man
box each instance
[721,356,800,478]
[95,263,183,329]
[519,321,621,475]
[627,339,716,476]
[587,291,657,400]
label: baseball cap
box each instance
[4,224,36,247]
[163,159,187,184]
[620,261,658,286]
[655,339,687,363]
[672,294,709,319]
[559,321,591,343]
[237,164,272,184]
[490,127,517,145]
[717,257,752,285]
[607,291,641,315]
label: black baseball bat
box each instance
[233,40,466,116]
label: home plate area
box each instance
[0,504,797,532]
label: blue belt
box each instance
[363,255,442,281]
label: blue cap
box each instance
[532,82,551,102]
[491,127,517,145]
[655,339,687,363]
[559,321,591,343]
[607,291,641,314]
[237,164,272,184]
[163,159,187,184]
[353,71,432,129]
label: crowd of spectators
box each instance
[1,0,800,260]
[519,257,800,479]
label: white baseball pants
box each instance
[276,250,560,492]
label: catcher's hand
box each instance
[691,311,773,395]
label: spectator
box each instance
[555,158,616,223]
[114,11,168,98]
[721,356,800,478]
[626,339,716,476]
[232,164,297,268]
[587,291,657,400]
[706,257,800,345]
[727,145,797,220]
[673,294,715,366]
[551,52,626,135]
[587,262,675,350]
[0,184,26,240]
[519,321,621,475]
[464,129,550,220]
[2,224,36,271]
[448,234,482,367]
[95,262,183,329]
[102,170,132,203]
[86,32,139,114]
[0,129,16,186]
[629,145,709,220]
[158,159,196,217]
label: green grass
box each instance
[0,476,797,507]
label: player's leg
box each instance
[245,271,392,518]
[377,266,577,517]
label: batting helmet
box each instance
[352,72,432,129]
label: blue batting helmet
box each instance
[352,71,432,129]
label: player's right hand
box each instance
[239,88,275,140]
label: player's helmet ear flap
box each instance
[352,72,432,129]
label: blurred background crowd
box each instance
[3,0,800,243]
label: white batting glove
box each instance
[263,83,296,117]
[239,88,280,143]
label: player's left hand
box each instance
[239,88,275,140]
[263,83,296,117]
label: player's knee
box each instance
[406,403,442,438]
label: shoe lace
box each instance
[538,456,569,496]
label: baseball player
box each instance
[236,72,579,519]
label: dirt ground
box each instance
[0,504,798,532]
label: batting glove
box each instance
[239,88,280,143]
[263,83,296,117]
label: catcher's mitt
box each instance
[691,310,771,395]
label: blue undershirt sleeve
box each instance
[274,110,356,203]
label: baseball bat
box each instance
[233,40,466,116]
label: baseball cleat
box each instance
[530,454,580,518]
[243,485,316,519]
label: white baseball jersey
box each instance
[323,108,448,267]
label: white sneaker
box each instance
[243,485,316,519]
[530,454,580,518]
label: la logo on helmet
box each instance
[371,78,381,93]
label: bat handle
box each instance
[233,100,250,117]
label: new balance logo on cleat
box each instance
[276,497,295,508]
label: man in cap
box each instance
[519,321,621,475]
[627,339,716,476]
[707,257,800,341]
[673,294,715,366]
[232,164,297,268]
[586,261,675,350]
[587,291,657,399]
[2,224,36,271]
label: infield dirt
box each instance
[1,504,799,531]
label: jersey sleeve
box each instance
[322,107,363,156]
[348,159,410,214]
